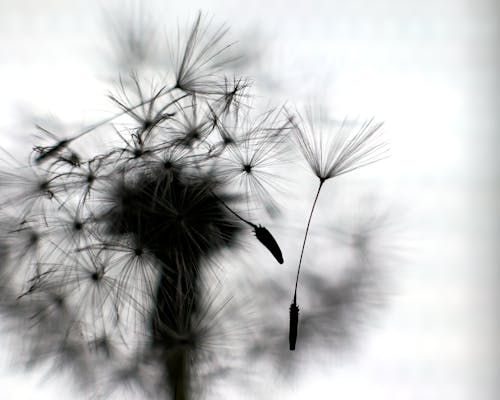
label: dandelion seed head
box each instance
[0,8,392,399]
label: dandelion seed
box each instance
[19,13,233,155]
[212,76,252,116]
[165,97,216,153]
[215,107,292,216]
[0,156,65,218]
[254,225,283,264]
[60,157,106,207]
[289,301,299,351]
[0,216,47,290]
[108,75,176,140]
[45,203,95,249]
[215,196,284,264]
[288,104,388,350]
[204,105,239,157]
[84,236,160,326]
[106,127,157,168]
[171,11,238,95]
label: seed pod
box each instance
[253,225,283,264]
[289,301,299,351]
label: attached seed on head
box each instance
[184,129,200,146]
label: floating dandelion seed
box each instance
[288,105,389,350]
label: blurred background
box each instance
[0,0,498,399]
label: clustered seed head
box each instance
[0,10,389,400]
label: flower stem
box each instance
[210,192,256,229]
[293,178,324,303]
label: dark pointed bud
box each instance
[253,225,284,264]
[289,301,299,351]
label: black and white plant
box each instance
[0,10,390,400]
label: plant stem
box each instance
[169,350,189,400]
[293,179,324,303]
[210,192,256,229]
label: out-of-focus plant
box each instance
[0,9,390,400]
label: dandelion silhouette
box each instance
[0,9,390,400]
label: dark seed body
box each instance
[34,140,70,164]
[289,301,299,351]
[254,225,284,264]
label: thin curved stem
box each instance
[210,191,256,229]
[293,178,324,303]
